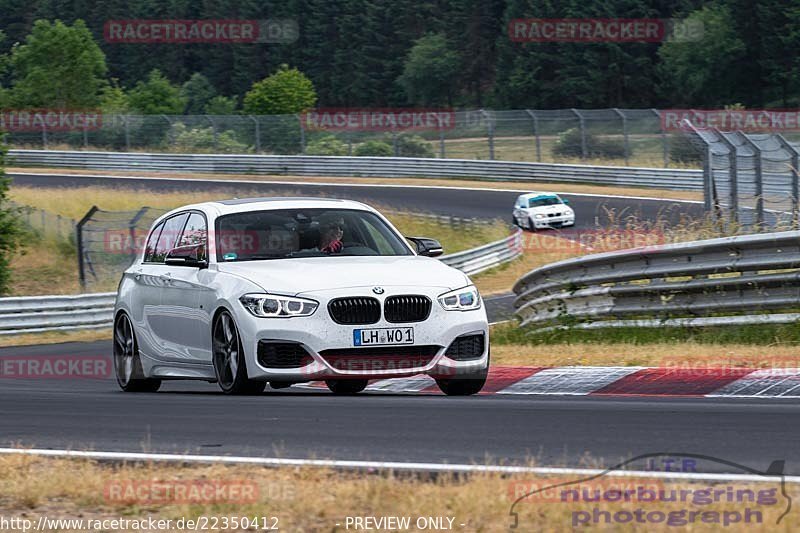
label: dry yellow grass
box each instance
[0,454,793,532]
[8,166,703,202]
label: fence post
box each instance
[296,114,306,154]
[83,121,89,148]
[651,109,668,167]
[124,115,131,151]
[775,133,800,227]
[613,108,629,165]
[736,131,764,228]
[392,131,399,156]
[76,206,99,291]
[525,110,541,161]
[160,115,173,148]
[480,110,494,160]
[41,121,48,149]
[206,116,218,149]
[439,129,445,158]
[248,115,261,153]
[571,108,587,159]
[128,207,149,265]
[715,130,738,225]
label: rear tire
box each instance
[113,313,161,393]
[325,379,369,395]
[213,311,266,395]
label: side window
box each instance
[144,221,165,262]
[177,212,208,260]
[151,213,189,263]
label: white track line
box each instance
[0,448,796,483]
[9,171,702,204]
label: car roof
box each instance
[519,192,560,200]
[157,197,378,221]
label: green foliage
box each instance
[168,123,249,154]
[128,69,186,115]
[397,33,460,106]
[9,19,107,108]
[305,134,348,156]
[658,5,747,106]
[0,138,22,295]
[204,96,237,115]
[394,133,435,158]
[181,73,217,115]
[243,64,317,115]
[552,128,627,159]
[98,79,129,114]
[354,140,393,157]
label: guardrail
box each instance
[0,230,522,335]
[0,293,116,335]
[8,150,703,191]
[513,230,800,330]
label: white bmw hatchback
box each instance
[512,192,575,230]
[114,197,489,396]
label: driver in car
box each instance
[319,216,344,254]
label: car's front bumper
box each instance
[532,216,575,229]
[233,286,489,382]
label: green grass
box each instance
[491,321,800,347]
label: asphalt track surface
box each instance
[4,172,797,475]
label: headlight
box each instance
[239,293,318,317]
[438,286,481,311]
[534,214,545,219]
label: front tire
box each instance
[325,379,369,395]
[113,313,161,393]
[435,363,488,396]
[213,311,266,395]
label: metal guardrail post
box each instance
[76,206,99,291]
[715,130,739,224]
[775,133,799,227]
[737,132,764,227]
[571,109,587,159]
[525,110,541,162]
[613,108,629,166]
[128,207,150,264]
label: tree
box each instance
[204,96,237,115]
[181,73,217,115]
[243,64,317,115]
[658,5,747,106]
[0,138,21,295]
[99,79,130,114]
[397,33,460,106]
[127,69,186,115]
[9,19,108,108]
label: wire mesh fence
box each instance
[682,123,800,229]
[4,109,690,168]
[10,201,77,241]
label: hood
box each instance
[216,255,469,295]
[524,203,571,215]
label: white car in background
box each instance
[512,192,575,230]
[113,197,489,397]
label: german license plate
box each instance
[353,327,414,346]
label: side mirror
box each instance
[562,198,571,205]
[165,244,208,268]
[406,237,444,258]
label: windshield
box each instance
[215,208,413,261]
[528,196,562,208]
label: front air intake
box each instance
[384,295,432,323]
[328,297,381,325]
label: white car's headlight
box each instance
[438,286,481,311]
[534,213,545,219]
[239,293,318,317]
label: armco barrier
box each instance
[0,229,522,335]
[7,150,703,190]
[513,230,800,330]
